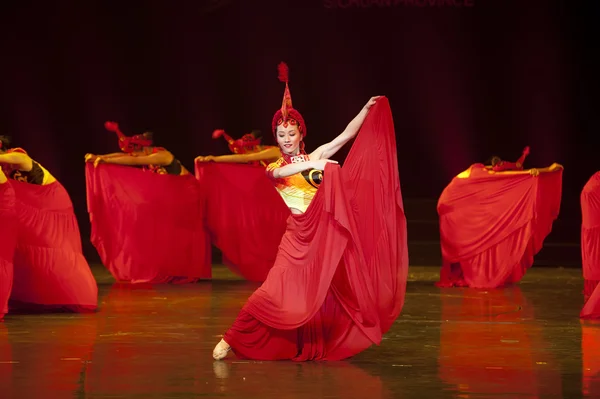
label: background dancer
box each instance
[437,152,563,289]
[85,122,211,284]
[196,129,281,166]
[0,136,98,313]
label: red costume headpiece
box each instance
[212,129,262,154]
[271,62,307,138]
[492,146,530,172]
[104,121,153,153]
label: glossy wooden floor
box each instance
[0,265,597,398]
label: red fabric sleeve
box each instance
[581,172,600,281]
[85,163,211,283]
[10,180,98,312]
[437,166,562,288]
[194,161,290,282]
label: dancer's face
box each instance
[276,124,301,155]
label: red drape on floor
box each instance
[224,97,409,361]
[85,164,211,283]
[581,172,600,298]
[437,165,562,288]
[195,162,289,282]
[0,182,17,319]
[438,288,562,397]
[9,180,98,312]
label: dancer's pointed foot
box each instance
[213,338,231,360]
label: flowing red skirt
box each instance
[437,166,563,289]
[9,180,98,312]
[581,172,600,298]
[0,182,17,319]
[86,164,211,283]
[223,97,409,361]
[195,162,289,282]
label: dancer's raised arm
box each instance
[310,96,380,161]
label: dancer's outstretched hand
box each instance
[94,156,106,167]
[529,168,540,177]
[84,153,97,162]
[364,96,382,111]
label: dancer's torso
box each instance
[136,148,187,175]
[267,154,323,213]
[6,157,55,185]
[141,158,187,175]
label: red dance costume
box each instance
[222,64,408,361]
[581,172,600,300]
[195,129,288,282]
[1,149,98,312]
[0,178,17,319]
[195,161,289,282]
[86,123,211,284]
[578,172,600,319]
[437,155,562,289]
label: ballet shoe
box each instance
[213,338,231,360]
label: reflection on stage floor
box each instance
[0,265,595,398]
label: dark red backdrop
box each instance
[0,0,597,263]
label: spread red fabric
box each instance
[437,165,563,288]
[9,180,98,312]
[195,162,290,282]
[581,171,600,298]
[223,97,409,361]
[85,163,211,283]
[0,182,17,319]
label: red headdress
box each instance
[271,62,307,138]
[492,146,531,172]
[104,121,153,153]
[212,129,262,154]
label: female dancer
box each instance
[0,135,98,312]
[437,152,563,289]
[212,63,408,361]
[486,146,530,172]
[85,122,211,284]
[196,129,281,166]
[86,122,189,175]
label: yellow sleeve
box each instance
[266,158,284,179]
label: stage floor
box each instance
[0,265,596,398]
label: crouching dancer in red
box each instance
[85,122,211,284]
[437,149,563,289]
[0,136,97,312]
[212,63,409,361]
